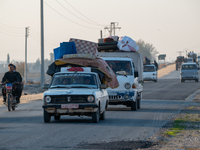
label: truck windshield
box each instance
[50,73,98,88]
[181,65,197,70]
[105,60,133,75]
[143,66,155,72]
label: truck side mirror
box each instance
[134,71,138,78]
[43,84,49,89]
[100,84,107,89]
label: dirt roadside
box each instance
[143,92,200,150]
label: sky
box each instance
[0,0,200,63]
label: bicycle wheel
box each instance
[7,94,11,111]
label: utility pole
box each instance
[104,22,121,36]
[40,0,45,86]
[25,27,29,85]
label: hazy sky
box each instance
[0,0,200,63]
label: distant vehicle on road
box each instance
[180,63,199,82]
[176,56,184,70]
[184,58,193,63]
[143,64,157,82]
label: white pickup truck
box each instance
[42,67,109,123]
[98,52,144,111]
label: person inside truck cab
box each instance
[84,77,96,85]
[62,78,70,85]
[125,62,132,74]
[84,77,92,85]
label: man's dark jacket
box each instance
[1,71,22,83]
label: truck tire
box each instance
[131,101,137,111]
[181,79,184,82]
[137,98,141,109]
[44,110,51,123]
[100,111,105,120]
[92,107,100,123]
[54,115,60,120]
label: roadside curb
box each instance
[185,88,200,102]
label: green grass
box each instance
[164,119,186,136]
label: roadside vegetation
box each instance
[137,39,159,62]
[149,104,200,149]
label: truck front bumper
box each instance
[42,103,98,114]
[107,90,136,103]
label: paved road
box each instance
[0,69,199,150]
[143,70,200,100]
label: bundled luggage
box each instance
[97,36,139,52]
[53,38,98,60]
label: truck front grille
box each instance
[50,95,88,103]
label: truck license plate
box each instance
[61,104,79,109]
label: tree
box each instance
[50,53,54,62]
[33,58,40,69]
[7,54,10,64]
[136,39,158,63]
[16,62,25,77]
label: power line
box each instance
[44,1,101,30]
[0,23,24,30]
[56,0,97,26]
[30,29,58,45]
[0,30,24,37]
[63,0,105,27]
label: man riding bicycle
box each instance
[1,63,22,104]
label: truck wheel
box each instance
[44,110,51,123]
[137,98,141,109]
[54,115,60,120]
[100,111,105,120]
[92,107,100,123]
[131,101,137,111]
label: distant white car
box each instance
[143,65,157,82]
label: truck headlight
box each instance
[124,83,131,89]
[124,94,129,99]
[45,96,51,103]
[87,96,94,102]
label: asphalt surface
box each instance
[0,69,199,150]
[143,70,200,100]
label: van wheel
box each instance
[195,79,199,82]
[154,79,157,82]
[44,110,51,123]
[92,107,100,123]
[131,101,137,111]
